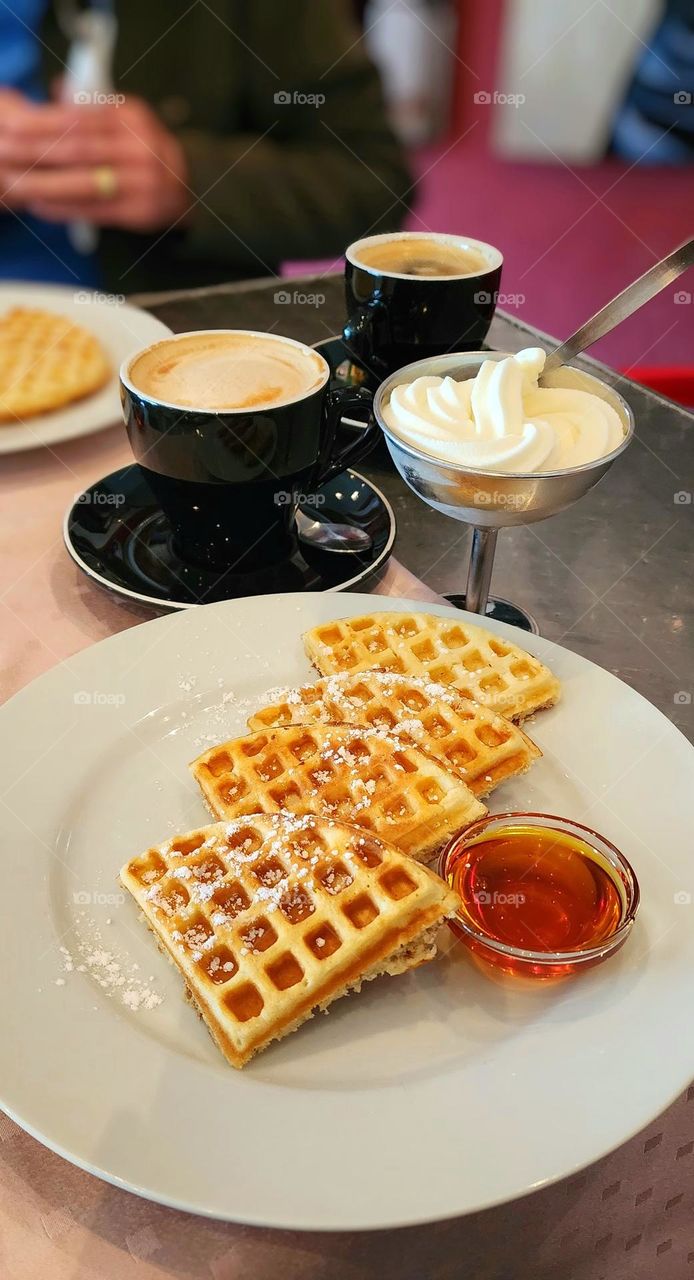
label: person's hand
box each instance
[0,88,35,147]
[0,88,31,114]
[0,96,192,233]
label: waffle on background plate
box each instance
[0,307,111,422]
[303,611,560,722]
[248,670,541,798]
[191,723,486,863]
[120,814,460,1069]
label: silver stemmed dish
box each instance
[373,351,634,632]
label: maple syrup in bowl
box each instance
[440,812,640,980]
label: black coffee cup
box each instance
[120,329,378,572]
[343,231,503,381]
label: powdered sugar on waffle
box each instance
[161,815,364,959]
[264,670,463,715]
[311,722,424,767]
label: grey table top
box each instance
[138,272,694,742]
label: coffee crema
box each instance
[128,332,327,411]
[352,237,489,279]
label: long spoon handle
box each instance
[543,237,694,373]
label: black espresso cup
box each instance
[120,329,378,572]
[343,231,503,381]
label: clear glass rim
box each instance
[439,810,641,965]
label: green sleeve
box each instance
[176,0,412,269]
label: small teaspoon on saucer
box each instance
[296,507,372,553]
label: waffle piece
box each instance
[303,612,560,722]
[0,307,111,422]
[248,671,541,799]
[191,723,486,863]
[120,813,460,1068]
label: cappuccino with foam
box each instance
[128,331,327,412]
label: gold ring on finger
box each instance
[93,165,118,199]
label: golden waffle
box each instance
[191,723,486,863]
[303,611,560,722]
[0,307,111,422]
[248,670,541,798]
[120,813,460,1068]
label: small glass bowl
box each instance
[439,812,640,981]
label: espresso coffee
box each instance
[128,331,327,412]
[344,231,503,379]
[353,236,488,278]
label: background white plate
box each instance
[0,282,171,453]
[1,593,693,1230]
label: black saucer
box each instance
[64,465,395,611]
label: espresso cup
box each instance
[120,329,378,572]
[343,231,503,380]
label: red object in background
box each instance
[629,367,694,409]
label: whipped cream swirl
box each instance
[382,348,625,473]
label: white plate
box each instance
[1,593,693,1230]
[0,283,171,453]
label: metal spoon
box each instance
[296,507,372,553]
[544,236,694,373]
